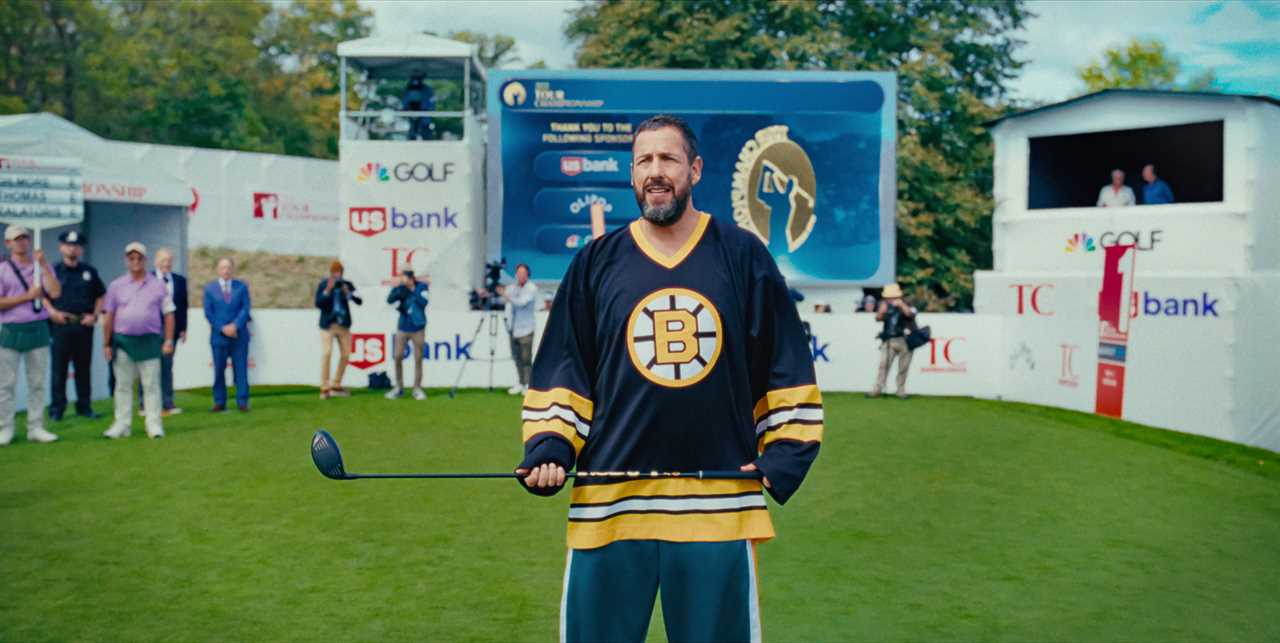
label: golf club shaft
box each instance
[340,470,762,480]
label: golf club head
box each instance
[311,429,349,480]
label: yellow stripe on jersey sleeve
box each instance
[521,417,587,453]
[523,387,594,421]
[752,383,822,423]
[758,422,824,450]
[569,478,764,505]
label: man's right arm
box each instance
[515,249,597,496]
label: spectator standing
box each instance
[1141,164,1175,205]
[45,230,105,421]
[402,75,435,140]
[316,260,361,400]
[869,282,917,399]
[138,248,187,416]
[1096,169,1136,207]
[385,264,430,400]
[0,225,61,445]
[498,263,539,395]
[859,293,878,313]
[203,257,251,412]
[101,242,174,439]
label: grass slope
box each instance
[1,389,1277,642]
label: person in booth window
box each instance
[1096,169,1136,207]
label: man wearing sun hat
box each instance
[0,225,62,445]
[869,282,918,399]
[101,241,175,439]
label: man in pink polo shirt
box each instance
[101,242,175,440]
[0,225,63,446]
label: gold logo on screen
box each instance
[731,125,817,253]
[626,288,723,388]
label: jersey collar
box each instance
[629,211,710,270]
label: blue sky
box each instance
[364,0,1280,102]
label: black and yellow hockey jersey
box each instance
[519,211,823,549]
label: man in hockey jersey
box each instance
[515,115,823,642]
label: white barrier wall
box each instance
[110,142,340,257]
[169,309,1005,397]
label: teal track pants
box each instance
[560,539,761,643]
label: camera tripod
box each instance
[448,307,509,398]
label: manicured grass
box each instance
[1,389,1277,642]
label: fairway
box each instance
[2,387,1278,642]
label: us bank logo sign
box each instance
[732,125,817,253]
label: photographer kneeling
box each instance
[385,263,430,400]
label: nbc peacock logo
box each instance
[1065,233,1097,253]
[356,162,390,184]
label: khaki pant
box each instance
[0,345,49,441]
[872,337,912,396]
[510,332,533,386]
[320,324,352,390]
[392,330,425,389]
[111,349,163,438]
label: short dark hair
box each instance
[634,114,699,162]
[516,262,531,277]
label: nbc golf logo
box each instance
[1065,233,1097,253]
[356,162,390,183]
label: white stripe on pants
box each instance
[0,345,48,440]
[111,349,163,437]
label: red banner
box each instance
[1095,244,1136,417]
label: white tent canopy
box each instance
[337,33,486,81]
[0,113,191,207]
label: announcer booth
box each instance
[337,34,487,311]
[974,89,1280,452]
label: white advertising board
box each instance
[339,141,483,311]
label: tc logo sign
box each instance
[253,193,279,219]
[921,337,966,373]
[349,206,388,237]
[349,333,386,370]
[1010,284,1054,316]
[383,247,430,284]
[1058,343,1080,388]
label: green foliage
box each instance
[1079,37,1218,93]
[568,0,1030,310]
[447,29,520,69]
[0,0,372,158]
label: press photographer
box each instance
[475,262,540,395]
[384,263,430,401]
[316,261,362,400]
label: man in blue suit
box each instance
[203,257,251,412]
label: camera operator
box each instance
[869,283,917,399]
[316,260,362,400]
[384,263,430,401]
[482,263,540,395]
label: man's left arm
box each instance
[743,245,823,504]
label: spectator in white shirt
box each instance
[498,264,540,395]
[1097,169,1136,207]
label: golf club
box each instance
[310,429,763,481]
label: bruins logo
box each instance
[730,125,817,252]
[626,288,722,388]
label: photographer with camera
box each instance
[384,263,430,401]
[476,262,540,395]
[316,260,362,400]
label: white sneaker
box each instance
[27,428,59,443]
[0,427,13,446]
[384,387,403,400]
[148,429,165,440]
[507,384,523,395]
[103,425,130,440]
[412,388,427,401]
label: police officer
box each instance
[45,230,106,420]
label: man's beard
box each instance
[635,177,690,227]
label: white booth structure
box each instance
[974,89,1280,452]
[337,34,488,311]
